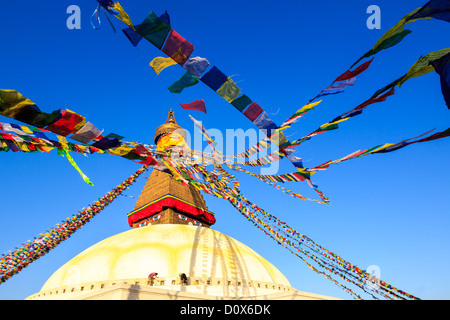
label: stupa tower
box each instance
[26,110,337,300]
[127,110,215,229]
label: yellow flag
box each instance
[38,145,54,153]
[112,2,135,30]
[20,125,33,134]
[366,143,394,154]
[150,56,177,75]
[108,144,134,156]
[216,77,241,102]
[398,48,450,87]
[57,135,69,149]
[372,7,422,51]
[319,117,349,130]
[0,89,37,118]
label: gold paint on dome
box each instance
[154,109,187,144]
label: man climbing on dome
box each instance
[179,273,188,285]
[148,272,158,286]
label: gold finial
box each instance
[166,109,177,125]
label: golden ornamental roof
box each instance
[154,109,186,144]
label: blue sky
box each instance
[0,0,449,300]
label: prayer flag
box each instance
[70,122,103,144]
[200,66,228,91]
[122,11,170,47]
[216,77,241,102]
[324,77,356,91]
[279,101,321,128]
[97,1,134,29]
[46,110,86,136]
[168,71,199,94]
[180,100,206,113]
[335,58,374,82]
[360,30,412,61]
[183,56,210,78]
[288,156,304,168]
[14,109,61,128]
[149,56,178,75]
[134,11,171,49]
[122,26,143,47]
[243,102,263,122]
[92,136,121,150]
[0,90,38,118]
[343,86,396,116]
[431,52,450,108]
[231,95,252,112]
[398,48,450,87]
[405,0,450,23]
[162,30,194,65]
[253,111,277,130]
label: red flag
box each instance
[180,100,207,113]
[342,86,395,117]
[334,58,374,82]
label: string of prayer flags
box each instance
[431,52,450,108]
[343,86,396,117]
[335,59,374,82]
[316,77,357,98]
[307,59,374,104]
[99,6,289,166]
[305,1,448,106]
[289,48,450,149]
[350,8,422,69]
[353,1,450,68]
[374,127,450,152]
[176,163,418,299]
[355,30,413,67]
[279,100,321,129]
[0,166,148,284]
[180,100,206,113]
[297,128,450,174]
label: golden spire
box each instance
[166,109,177,124]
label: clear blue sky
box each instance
[0,0,449,300]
